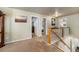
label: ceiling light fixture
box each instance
[52,9,62,18]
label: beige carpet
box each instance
[0,36,63,52]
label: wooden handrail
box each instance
[54,44,64,52]
[52,30,70,49]
[47,28,52,44]
[47,27,71,52]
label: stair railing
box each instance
[48,27,72,52]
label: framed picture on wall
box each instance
[15,16,27,23]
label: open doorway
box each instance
[32,17,38,38]
[42,18,46,35]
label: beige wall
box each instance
[56,14,79,51]
[0,7,79,51]
[48,14,79,51]
[0,7,46,44]
[67,14,79,38]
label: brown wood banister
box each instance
[48,27,71,52]
[53,30,70,49]
[54,43,64,52]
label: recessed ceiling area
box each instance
[12,7,79,17]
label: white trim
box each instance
[5,37,32,44]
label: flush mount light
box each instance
[52,9,62,18]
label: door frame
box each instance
[31,16,39,37]
[42,18,47,35]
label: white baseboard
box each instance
[5,37,32,44]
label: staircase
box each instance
[47,27,72,52]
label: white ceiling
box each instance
[12,7,79,16]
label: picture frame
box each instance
[15,16,27,23]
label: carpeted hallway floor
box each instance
[0,36,62,52]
